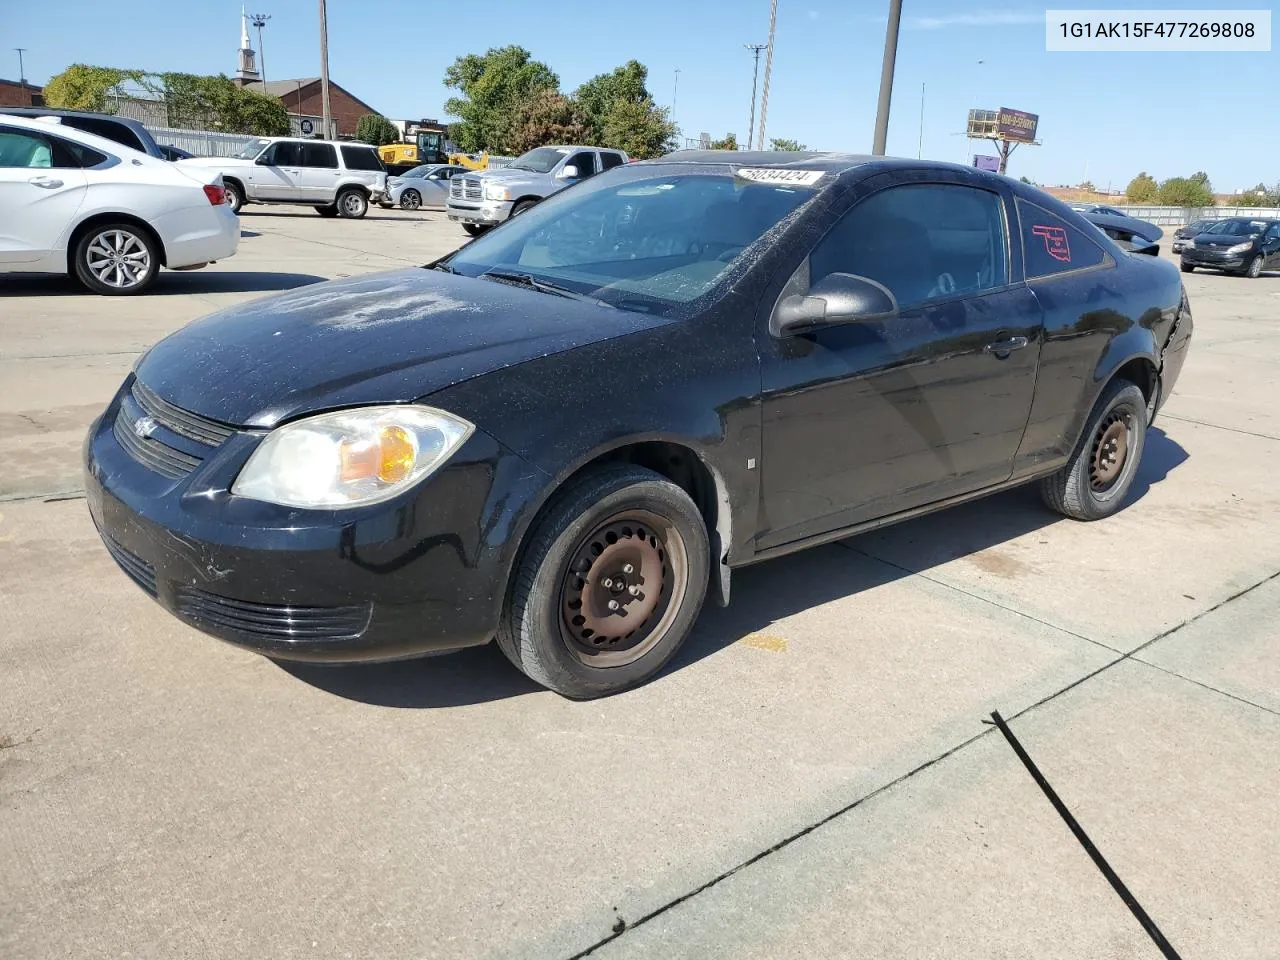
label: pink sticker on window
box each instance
[1032,224,1071,262]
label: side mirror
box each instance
[557,164,579,180]
[255,155,270,165]
[772,273,898,337]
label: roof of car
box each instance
[0,112,158,159]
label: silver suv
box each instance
[179,137,388,218]
[446,145,628,234]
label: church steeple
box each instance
[235,6,260,85]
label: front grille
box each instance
[463,177,482,201]
[175,587,371,641]
[450,178,462,199]
[113,412,202,479]
[132,381,234,446]
[113,381,236,480]
[101,534,157,596]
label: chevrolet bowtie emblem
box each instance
[133,415,158,439]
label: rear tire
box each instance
[72,223,160,295]
[497,464,710,699]
[336,188,368,219]
[1040,379,1147,521]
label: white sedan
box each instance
[381,163,469,210]
[0,114,238,294]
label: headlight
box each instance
[483,182,511,201]
[232,406,474,508]
[1227,241,1253,254]
[1184,240,1195,249]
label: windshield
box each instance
[232,138,270,160]
[507,147,570,173]
[446,169,820,314]
[1207,218,1267,235]
[401,164,437,179]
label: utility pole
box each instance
[318,0,332,139]
[250,14,271,87]
[745,44,766,152]
[917,81,924,158]
[872,0,904,155]
[14,48,29,106]
[672,68,680,128]
[756,0,778,149]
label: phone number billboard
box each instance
[996,108,1039,143]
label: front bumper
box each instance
[446,199,512,226]
[1180,249,1249,270]
[84,377,550,662]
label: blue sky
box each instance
[4,1,1274,192]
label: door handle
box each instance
[29,176,63,189]
[984,335,1029,356]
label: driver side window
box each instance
[810,183,1008,310]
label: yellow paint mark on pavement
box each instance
[739,632,789,653]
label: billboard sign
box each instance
[973,155,1001,172]
[996,107,1039,143]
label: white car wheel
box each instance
[74,225,159,295]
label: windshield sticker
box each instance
[735,168,824,186]
[1032,224,1072,262]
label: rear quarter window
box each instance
[1017,198,1109,279]
[341,146,384,171]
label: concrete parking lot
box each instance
[2,208,1278,959]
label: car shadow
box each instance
[240,208,430,223]
[0,271,325,297]
[281,428,1188,708]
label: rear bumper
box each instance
[155,205,239,268]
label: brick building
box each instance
[0,78,44,107]
[241,78,381,139]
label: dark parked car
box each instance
[0,107,164,158]
[84,153,1194,698]
[158,143,195,161]
[1171,217,1217,254]
[1180,217,1280,278]
[1069,202,1128,218]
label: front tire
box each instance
[1040,379,1147,521]
[462,223,485,237]
[497,464,710,699]
[73,223,160,295]
[400,189,421,210]
[1245,254,1263,278]
[1180,262,1195,273]
[336,188,368,219]
[511,199,537,217]
[224,180,245,214]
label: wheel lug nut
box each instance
[628,585,640,596]
[623,563,634,574]
[602,578,613,589]
[607,600,620,611]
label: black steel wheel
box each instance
[1041,379,1147,520]
[498,464,709,698]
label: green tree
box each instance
[355,113,400,146]
[444,46,559,152]
[574,60,650,145]
[44,64,147,112]
[504,90,589,155]
[1079,180,1096,192]
[1018,175,1037,185]
[1125,171,1159,203]
[707,133,738,150]
[769,137,807,151]
[160,73,288,136]
[1190,170,1210,185]
[1157,176,1214,207]
[601,98,677,158]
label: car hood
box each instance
[1193,232,1257,245]
[134,268,671,429]
[476,168,549,188]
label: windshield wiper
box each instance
[481,269,614,308]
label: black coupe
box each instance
[85,152,1194,698]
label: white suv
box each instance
[179,137,387,218]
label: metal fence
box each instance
[149,119,336,157]
[1100,205,1280,225]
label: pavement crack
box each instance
[837,542,1124,656]
[1159,414,1280,443]
[1130,659,1280,719]
[0,489,86,504]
